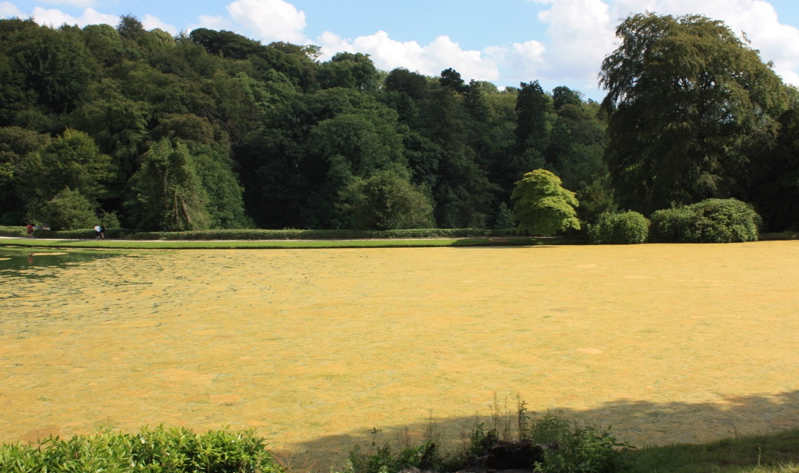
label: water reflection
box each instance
[0,248,122,278]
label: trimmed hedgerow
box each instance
[4,227,517,241]
[649,199,762,243]
[587,211,649,244]
[0,426,282,473]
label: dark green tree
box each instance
[746,101,799,231]
[127,138,210,231]
[5,23,97,114]
[552,86,582,111]
[20,128,113,209]
[600,13,788,214]
[439,68,467,93]
[317,52,379,92]
[340,170,433,230]
[0,126,50,224]
[39,187,97,230]
[191,144,252,229]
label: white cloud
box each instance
[317,30,502,82]
[520,0,799,94]
[537,0,615,79]
[1,2,23,18]
[190,14,236,32]
[227,0,307,44]
[31,6,117,28]
[142,14,177,35]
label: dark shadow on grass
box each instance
[279,390,799,470]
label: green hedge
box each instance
[587,211,649,244]
[0,426,282,473]
[1,227,517,240]
[0,226,26,237]
[649,199,762,243]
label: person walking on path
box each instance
[95,224,102,239]
[26,223,33,238]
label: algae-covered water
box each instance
[1,243,798,464]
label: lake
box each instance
[1,242,798,465]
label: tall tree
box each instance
[0,126,49,224]
[20,128,112,206]
[127,138,210,231]
[600,13,788,214]
[317,52,379,92]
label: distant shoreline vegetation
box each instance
[2,12,797,236]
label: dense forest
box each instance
[0,13,797,233]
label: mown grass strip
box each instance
[0,237,546,249]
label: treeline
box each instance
[0,16,609,231]
[2,13,798,234]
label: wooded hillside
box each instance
[1,13,796,232]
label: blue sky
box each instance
[3,0,799,101]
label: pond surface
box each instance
[1,243,798,467]
[0,248,123,279]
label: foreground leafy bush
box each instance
[587,211,648,244]
[538,425,631,473]
[0,426,282,473]
[336,412,630,473]
[650,199,762,243]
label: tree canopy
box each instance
[600,13,788,214]
[511,169,580,236]
[2,13,795,232]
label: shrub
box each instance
[0,426,283,473]
[647,207,696,243]
[341,171,434,230]
[37,188,97,231]
[537,425,632,473]
[587,211,648,244]
[335,429,441,473]
[493,202,516,230]
[650,198,762,243]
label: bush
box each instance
[0,426,282,473]
[37,188,97,231]
[587,211,648,244]
[342,171,434,230]
[650,198,762,243]
[335,410,631,473]
[334,429,441,473]
[537,425,632,473]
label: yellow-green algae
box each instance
[1,242,798,465]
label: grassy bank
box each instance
[0,236,554,249]
[0,226,515,241]
[630,429,799,472]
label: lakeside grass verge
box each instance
[629,428,799,473]
[0,237,551,249]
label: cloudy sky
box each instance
[2,0,799,100]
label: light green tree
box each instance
[511,169,580,236]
